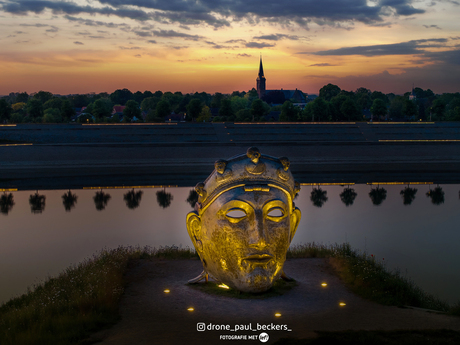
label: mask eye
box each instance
[266,207,285,221]
[225,209,247,223]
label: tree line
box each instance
[1,84,460,124]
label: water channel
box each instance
[1,183,459,305]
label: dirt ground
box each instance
[86,258,460,345]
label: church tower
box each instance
[256,56,266,99]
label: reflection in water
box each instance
[310,187,328,207]
[369,186,387,206]
[426,186,445,205]
[186,189,198,209]
[62,190,78,212]
[123,189,143,210]
[29,191,46,214]
[0,193,15,215]
[340,187,357,207]
[400,186,417,205]
[156,188,173,209]
[93,190,111,211]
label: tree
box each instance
[61,99,75,120]
[186,98,202,120]
[15,92,29,103]
[155,100,170,120]
[123,100,141,120]
[62,190,78,211]
[370,99,387,121]
[371,91,389,105]
[186,189,199,208]
[389,96,405,120]
[310,187,328,207]
[124,189,143,209]
[219,98,234,119]
[250,99,266,121]
[302,97,329,122]
[426,186,444,205]
[43,108,62,123]
[33,91,53,104]
[29,191,46,214]
[230,96,249,114]
[197,105,212,122]
[340,97,361,121]
[94,190,111,211]
[0,193,15,215]
[235,109,251,122]
[279,101,299,122]
[27,99,44,119]
[110,88,133,105]
[403,99,417,119]
[0,99,12,122]
[141,96,160,112]
[431,99,446,121]
[319,84,341,101]
[43,97,63,111]
[400,187,417,205]
[156,188,173,208]
[340,187,357,206]
[92,98,113,120]
[369,187,387,206]
[211,92,224,108]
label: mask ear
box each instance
[186,211,203,255]
[289,207,301,243]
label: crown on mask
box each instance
[195,147,300,211]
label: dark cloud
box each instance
[134,54,141,58]
[380,0,425,15]
[225,39,246,44]
[147,40,157,44]
[310,63,336,67]
[65,15,131,29]
[423,49,460,65]
[45,25,58,32]
[253,34,301,41]
[134,31,152,37]
[245,42,275,48]
[19,23,48,27]
[237,53,251,57]
[423,24,441,29]
[205,41,228,49]
[119,46,141,50]
[73,41,83,45]
[152,29,204,41]
[1,1,151,21]
[1,0,427,29]
[305,38,450,56]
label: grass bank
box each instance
[287,242,460,315]
[0,243,458,345]
[0,245,196,345]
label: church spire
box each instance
[258,55,264,78]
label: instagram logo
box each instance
[197,322,206,331]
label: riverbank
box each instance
[1,244,459,345]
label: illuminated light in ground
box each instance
[321,283,327,287]
[301,183,355,186]
[83,185,178,190]
[187,307,194,312]
[339,302,346,307]
[275,313,282,317]
[379,139,460,142]
[0,188,18,192]
[0,124,16,127]
[164,289,170,293]
[367,182,433,185]
[218,284,230,289]
[0,143,33,147]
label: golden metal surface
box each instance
[187,147,301,293]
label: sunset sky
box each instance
[1,0,459,95]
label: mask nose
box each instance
[248,210,267,248]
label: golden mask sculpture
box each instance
[186,147,301,292]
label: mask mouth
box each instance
[243,253,273,264]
